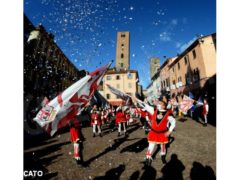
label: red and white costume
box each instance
[91,110,102,136]
[125,112,130,125]
[147,110,174,144]
[202,102,209,124]
[115,107,127,135]
[69,118,81,160]
[146,109,175,160]
[115,111,125,124]
[135,98,176,164]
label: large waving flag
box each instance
[179,95,194,113]
[33,63,111,136]
[106,84,131,102]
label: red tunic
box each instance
[202,103,208,116]
[91,112,101,126]
[116,111,125,123]
[126,114,130,121]
[140,109,149,119]
[69,118,81,142]
[147,110,171,144]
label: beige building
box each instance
[103,69,139,106]
[116,32,130,70]
[168,33,216,96]
[150,57,160,79]
[146,33,216,98]
[160,57,177,92]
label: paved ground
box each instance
[24,117,216,180]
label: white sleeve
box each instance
[167,103,172,110]
[168,116,176,132]
[116,106,121,111]
[206,104,209,113]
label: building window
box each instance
[121,63,124,67]
[106,94,110,99]
[178,62,180,70]
[127,73,133,79]
[121,53,124,58]
[178,76,182,82]
[173,80,176,85]
[121,34,126,38]
[121,44,124,47]
[106,76,111,80]
[128,83,132,88]
[185,73,191,85]
[193,68,200,82]
[167,78,170,87]
[116,75,120,80]
[184,56,188,65]
[192,49,196,59]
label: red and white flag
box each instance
[33,63,111,136]
[179,95,194,113]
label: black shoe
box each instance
[76,158,83,165]
[161,155,167,164]
[93,133,96,137]
[118,132,120,137]
[203,123,207,127]
[144,157,152,166]
[99,133,102,137]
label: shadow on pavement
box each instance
[93,164,125,180]
[140,165,157,180]
[129,170,140,180]
[178,118,188,123]
[24,130,55,150]
[24,141,70,179]
[84,125,140,166]
[120,138,148,154]
[157,154,185,180]
[190,161,216,180]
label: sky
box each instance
[24,0,216,89]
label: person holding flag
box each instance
[33,63,111,136]
[134,97,176,166]
[32,63,110,166]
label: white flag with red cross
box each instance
[179,95,194,113]
[33,63,111,136]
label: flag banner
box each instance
[135,97,154,115]
[179,95,194,113]
[33,63,111,136]
[106,84,131,102]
